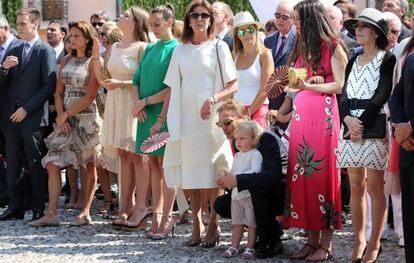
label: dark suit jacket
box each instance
[399,24,412,43]
[0,39,56,129]
[389,54,414,167]
[264,27,296,68]
[222,34,234,52]
[0,37,22,115]
[264,28,297,117]
[340,31,359,56]
[56,49,65,65]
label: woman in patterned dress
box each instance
[283,1,348,261]
[338,8,396,263]
[30,21,102,226]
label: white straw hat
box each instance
[232,11,262,30]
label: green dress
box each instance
[133,38,178,156]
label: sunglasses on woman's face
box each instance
[99,32,107,38]
[237,25,256,38]
[216,119,234,128]
[189,12,211,20]
[352,22,370,30]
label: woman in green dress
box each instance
[130,4,179,238]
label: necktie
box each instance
[275,36,286,61]
[0,46,5,63]
[22,43,30,63]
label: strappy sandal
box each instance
[306,246,333,262]
[291,242,318,260]
[221,246,239,258]
[242,248,255,259]
[201,228,220,248]
[182,238,202,247]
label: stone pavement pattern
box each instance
[0,200,406,263]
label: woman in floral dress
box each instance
[283,1,348,261]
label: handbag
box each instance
[343,113,386,140]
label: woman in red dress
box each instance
[283,1,348,261]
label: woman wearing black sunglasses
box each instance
[164,0,238,248]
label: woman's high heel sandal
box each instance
[151,215,176,240]
[362,246,382,263]
[122,211,153,231]
[146,213,163,238]
[201,230,220,248]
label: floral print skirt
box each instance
[283,90,342,230]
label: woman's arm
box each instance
[248,49,274,116]
[150,88,171,136]
[299,45,348,94]
[56,62,100,126]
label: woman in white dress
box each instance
[92,6,149,226]
[337,8,396,263]
[164,0,238,247]
[232,11,273,128]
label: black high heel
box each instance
[362,246,382,263]
[351,244,367,263]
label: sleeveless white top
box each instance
[234,54,269,105]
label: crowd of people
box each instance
[0,0,413,262]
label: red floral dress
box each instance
[284,39,342,230]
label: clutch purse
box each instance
[343,113,386,140]
[288,68,307,85]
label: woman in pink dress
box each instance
[283,1,348,261]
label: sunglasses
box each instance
[91,22,104,27]
[99,32,107,38]
[189,12,211,20]
[216,119,234,128]
[274,12,291,21]
[352,22,370,30]
[237,25,256,38]
[390,29,400,36]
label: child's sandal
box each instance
[222,246,239,258]
[242,248,255,259]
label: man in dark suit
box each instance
[326,6,358,56]
[389,54,414,263]
[46,20,67,64]
[212,1,234,51]
[0,15,23,208]
[214,100,286,259]
[264,0,296,130]
[382,0,412,42]
[0,8,56,221]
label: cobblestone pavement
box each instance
[0,199,406,263]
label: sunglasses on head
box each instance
[237,25,256,38]
[352,22,370,30]
[189,12,211,20]
[274,12,291,21]
[216,119,234,128]
[92,22,104,27]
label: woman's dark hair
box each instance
[152,4,176,33]
[69,20,97,57]
[182,0,215,44]
[289,0,346,72]
[129,6,149,42]
[374,19,389,50]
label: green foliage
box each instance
[122,0,255,20]
[2,0,23,29]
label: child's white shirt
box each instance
[231,148,263,200]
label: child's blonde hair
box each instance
[234,121,263,147]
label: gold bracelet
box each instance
[157,115,165,123]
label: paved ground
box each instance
[0,198,406,263]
